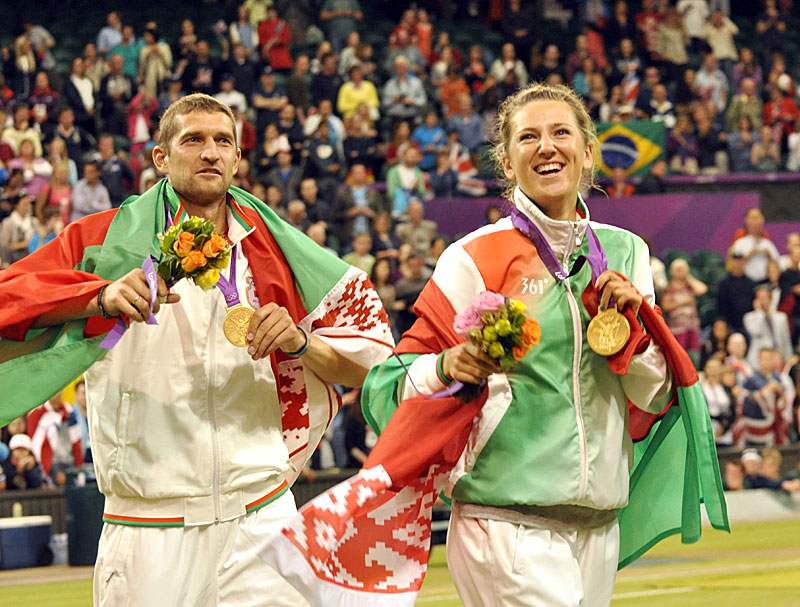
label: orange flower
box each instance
[202,232,226,258]
[513,344,529,361]
[173,231,195,258]
[181,250,207,273]
[522,317,541,346]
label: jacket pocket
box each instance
[112,392,132,475]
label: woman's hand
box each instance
[441,343,501,385]
[595,270,643,316]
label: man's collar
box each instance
[164,183,255,245]
[226,194,256,245]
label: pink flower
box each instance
[473,291,506,314]
[453,306,483,338]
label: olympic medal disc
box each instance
[587,308,631,356]
[223,305,254,347]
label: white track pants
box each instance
[93,491,309,607]
[446,504,620,607]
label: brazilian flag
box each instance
[595,121,666,178]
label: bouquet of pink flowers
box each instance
[454,291,541,372]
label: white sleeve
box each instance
[619,240,674,413]
[399,237,488,399]
[400,353,448,400]
[621,342,673,413]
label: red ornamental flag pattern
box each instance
[261,464,447,601]
[256,283,728,605]
[258,380,486,607]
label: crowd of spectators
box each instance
[676,206,800,458]
[2,1,800,488]
[723,447,800,494]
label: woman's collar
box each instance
[512,186,591,252]
[512,186,590,229]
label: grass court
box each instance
[2,518,799,606]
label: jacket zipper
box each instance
[207,298,222,522]
[563,222,588,500]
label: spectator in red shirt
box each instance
[414,9,433,65]
[258,7,293,73]
[763,83,800,143]
[607,167,635,197]
[0,73,14,113]
[27,391,84,486]
[127,87,158,155]
[636,0,666,63]
[233,105,256,158]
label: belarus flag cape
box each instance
[0,179,394,478]
[256,276,729,606]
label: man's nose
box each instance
[200,140,221,161]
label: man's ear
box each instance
[232,147,241,176]
[152,145,169,174]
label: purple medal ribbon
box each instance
[214,244,241,308]
[510,207,612,304]
[388,351,465,400]
[429,379,466,398]
[99,196,181,349]
[99,256,160,349]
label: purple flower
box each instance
[473,291,506,314]
[453,291,507,338]
[453,306,483,338]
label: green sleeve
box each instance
[361,353,422,435]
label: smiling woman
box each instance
[363,82,676,607]
[492,83,598,219]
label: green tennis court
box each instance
[2,518,799,606]
[417,518,800,607]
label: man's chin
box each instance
[172,182,231,206]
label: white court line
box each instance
[617,557,800,581]
[415,586,699,604]
[614,586,698,599]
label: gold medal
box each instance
[223,304,254,347]
[587,307,630,356]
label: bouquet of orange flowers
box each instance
[454,291,541,372]
[157,217,231,291]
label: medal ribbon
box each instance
[99,255,160,349]
[510,207,612,305]
[423,207,614,399]
[214,244,241,308]
[167,193,242,309]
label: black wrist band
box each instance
[97,285,115,319]
[285,325,310,357]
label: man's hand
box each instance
[246,303,305,361]
[442,343,500,385]
[595,270,643,316]
[102,268,180,321]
